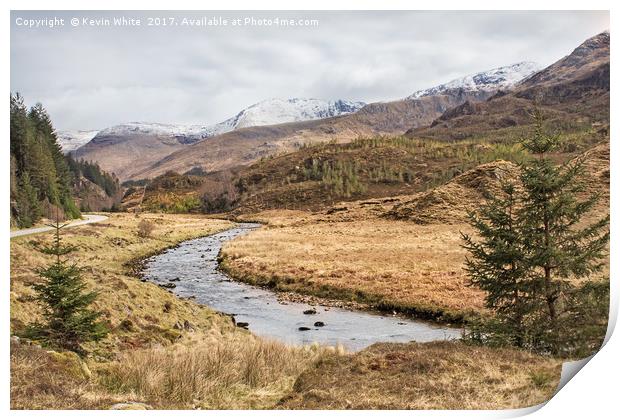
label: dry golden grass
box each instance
[386,160,519,225]
[281,341,562,410]
[10,213,235,352]
[99,335,336,409]
[10,211,565,410]
[222,216,485,321]
[10,212,333,409]
[11,340,122,409]
[11,329,334,410]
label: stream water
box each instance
[141,223,461,351]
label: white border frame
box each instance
[2,2,616,419]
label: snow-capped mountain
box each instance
[407,61,541,99]
[56,130,100,153]
[93,122,231,143]
[227,98,365,129]
[84,98,365,146]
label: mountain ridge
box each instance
[407,61,540,99]
[408,31,609,141]
[66,98,365,153]
[126,62,545,180]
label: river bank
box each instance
[140,223,461,350]
[221,211,486,324]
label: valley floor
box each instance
[222,211,484,322]
[10,212,563,409]
[221,142,610,324]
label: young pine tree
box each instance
[518,110,609,353]
[463,110,609,355]
[462,184,536,347]
[25,219,108,353]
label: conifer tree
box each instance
[519,110,609,327]
[462,110,609,355]
[25,219,108,353]
[10,93,30,170]
[15,172,41,228]
[462,184,534,347]
[10,94,82,226]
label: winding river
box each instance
[141,223,461,351]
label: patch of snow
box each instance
[56,130,100,153]
[407,61,541,99]
[95,122,226,141]
[229,98,366,129]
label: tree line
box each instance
[10,93,119,227]
[66,155,120,198]
[11,93,80,227]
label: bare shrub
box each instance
[137,219,155,238]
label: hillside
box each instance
[409,32,609,142]
[320,139,609,225]
[124,125,606,217]
[226,138,525,214]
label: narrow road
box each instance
[10,214,109,239]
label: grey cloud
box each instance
[10,10,609,130]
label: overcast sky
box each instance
[11,10,609,131]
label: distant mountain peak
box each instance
[95,122,213,140]
[407,61,541,100]
[571,31,610,57]
[516,31,610,90]
[64,97,365,152]
[229,98,366,129]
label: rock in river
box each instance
[298,326,311,331]
[303,308,317,315]
[314,321,325,327]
